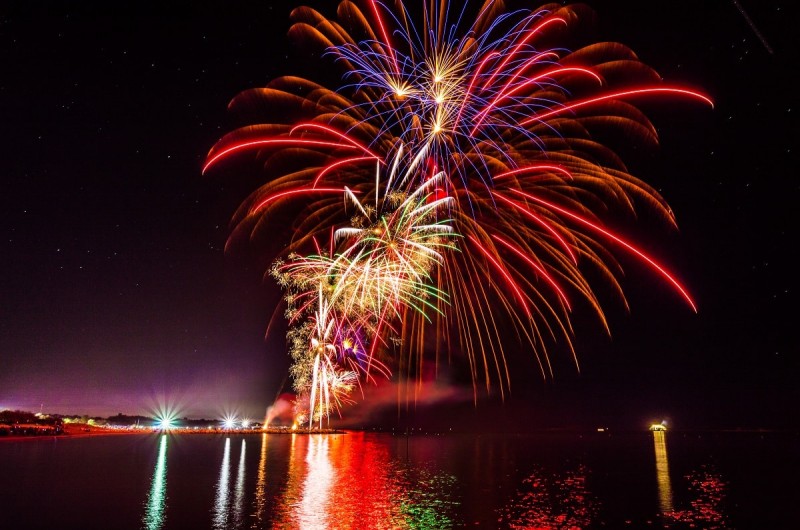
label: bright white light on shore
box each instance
[148,398,184,433]
[241,419,250,429]
[156,413,176,431]
[223,416,237,430]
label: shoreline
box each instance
[0,427,348,441]
[3,427,794,442]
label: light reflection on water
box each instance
[251,433,268,528]
[209,437,248,530]
[233,439,246,527]
[142,434,167,530]
[129,432,745,529]
[666,466,730,529]
[497,464,597,528]
[296,435,333,529]
[267,432,458,529]
[212,437,231,529]
[10,429,788,530]
[650,432,731,528]
[653,430,674,513]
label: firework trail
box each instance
[271,150,457,425]
[204,1,712,425]
[732,0,774,55]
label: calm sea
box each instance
[0,430,796,529]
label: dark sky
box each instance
[1,1,796,428]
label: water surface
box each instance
[0,430,796,529]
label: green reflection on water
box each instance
[400,500,454,530]
[398,472,458,529]
[143,434,168,530]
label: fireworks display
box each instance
[204,1,712,426]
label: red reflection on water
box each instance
[271,433,307,526]
[324,432,406,528]
[497,465,597,529]
[665,466,729,529]
[271,433,405,528]
[270,432,458,529]
[251,433,269,528]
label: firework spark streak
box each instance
[205,1,712,425]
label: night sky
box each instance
[1,1,796,429]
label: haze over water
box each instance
[1,430,795,529]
